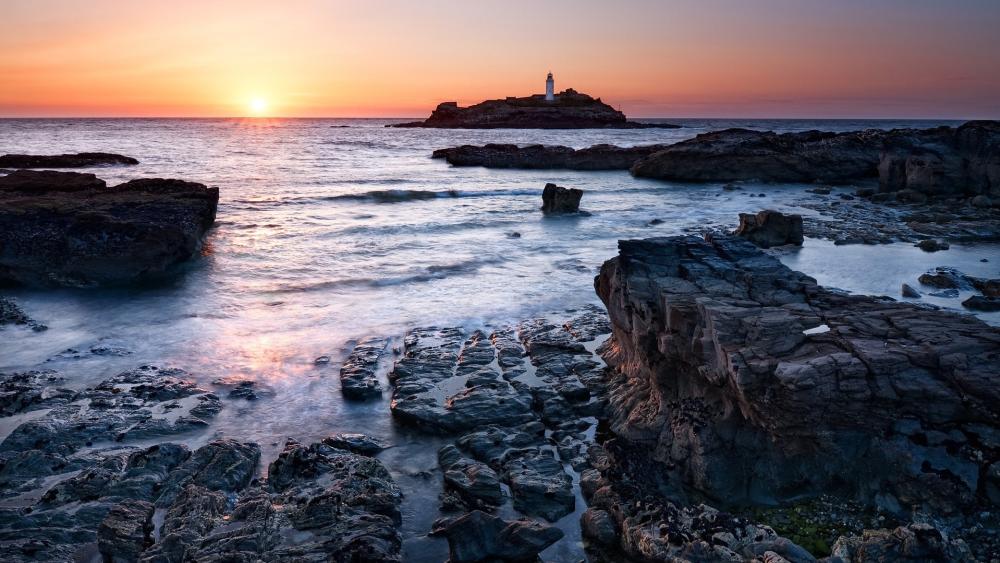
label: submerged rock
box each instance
[323,432,388,455]
[0,170,218,287]
[0,297,46,331]
[595,234,1000,516]
[0,152,138,168]
[541,183,583,215]
[733,209,804,247]
[434,510,564,562]
[432,143,672,170]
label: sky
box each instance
[1,0,999,118]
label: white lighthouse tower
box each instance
[545,72,554,101]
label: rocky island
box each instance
[391,76,679,129]
[0,170,218,287]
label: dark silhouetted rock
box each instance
[96,500,154,563]
[631,121,1000,200]
[434,510,564,562]
[900,283,921,298]
[734,210,804,247]
[432,143,673,170]
[391,89,679,129]
[915,239,949,252]
[0,152,138,168]
[963,295,1000,312]
[541,183,583,215]
[0,171,218,287]
[631,127,887,183]
[595,234,1000,515]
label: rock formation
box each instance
[0,152,138,168]
[594,234,1000,521]
[0,170,218,286]
[734,210,804,247]
[630,121,1000,201]
[541,183,583,214]
[391,89,679,129]
[431,143,673,170]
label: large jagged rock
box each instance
[631,121,1000,199]
[734,209,804,247]
[594,234,1000,516]
[431,143,673,170]
[0,152,138,168]
[0,170,218,286]
[879,120,1000,197]
[433,510,564,562]
[391,89,678,129]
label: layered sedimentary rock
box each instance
[594,234,1000,520]
[0,170,218,286]
[631,121,1000,200]
[431,143,672,170]
[391,89,679,129]
[0,152,138,168]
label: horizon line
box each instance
[0,115,987,121]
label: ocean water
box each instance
[0,117,994,561]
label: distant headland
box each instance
[390,73,680,129]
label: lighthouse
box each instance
[545,72,554,101]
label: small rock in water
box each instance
[808,187,832,195]
[648,218,664,225]
[722,183,740,191]
[915,239,950,252]
[541,183,583,214]
[901,283,921,298]
[507,231,521,238]
[313,355,331,365]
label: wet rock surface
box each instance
[432,142,673,170]
[391,89,679,129]
[0,170,218,287]
[595,233,1000,559]
[339,336,389,400]
[734,209,804,247]
[0,152,139,168]
[433,510,564,562]
[541,182,583,215]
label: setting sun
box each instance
[249,98,268,116]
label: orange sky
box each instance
[2,0,999,118]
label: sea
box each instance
[0,117,996,561]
